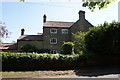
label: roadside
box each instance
[1,65,120,79]
[1,70,75,78]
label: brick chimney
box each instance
[43,14,47,23]
[78,10,85,19]
[21,28,25,35]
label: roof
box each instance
[17,34,43,41]
[0,43,17,50]
[43,21,74,28]
[37,33,43,35]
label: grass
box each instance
[1,70,75,78]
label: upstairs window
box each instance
[50,28,57,34]
[50,38,57,44]
[62,29,68,34]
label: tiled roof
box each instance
[43,21,74,28]
[0,43,17,50]
[18,34,43,41]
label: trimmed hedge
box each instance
[1,52,86,71]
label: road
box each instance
[1,65,120,80]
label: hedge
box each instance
[1,52,86,71]
[85,21,120,55]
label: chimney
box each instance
[21,28,25,35]
[78,10,85,19]
[43,14,47,23]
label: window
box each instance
[50,28,57,34]
[50,38,57,44]
[50,50,57,54]
[62,29,68,34]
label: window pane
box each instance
[50,28,57,33]
[50,38,57,44]
[62,29,68,34]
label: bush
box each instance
[1,52,84,71]
[85,21,120,55]
[73,31,86,54]
[21,44,37,53]
[20,45,51,53]
[62,42,74,55]
[37,48,51,53]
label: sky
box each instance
[0,0,119,43]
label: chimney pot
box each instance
[78,10,85,19]
[43,14,47,23]
[21,28,25,35]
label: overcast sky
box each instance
[0,0,119,43]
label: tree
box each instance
[19,0,25,2]
[19,0,116,12]
[12,41,17,44]
[82,0,116,12]
[0,22,8,38]
[73,31,86,54]
[85,21,120,55]
[0,21,9,44]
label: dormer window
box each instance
[50,28,57,34]
[62,29,68,34]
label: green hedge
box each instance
[85,21,120,55]
[1,52,86,71]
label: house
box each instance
[0,10,93,53]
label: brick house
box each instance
[1,10,93,53]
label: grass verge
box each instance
[1,70,75,78]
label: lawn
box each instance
[1,70,75,78]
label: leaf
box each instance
[19,0,24,2]
[91,10,94,12]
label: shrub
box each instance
[62,42,74,55]
[37,48,51,53]
[1,52,84,71]
[20,44,37,53]
[85,21,120,55]
[73,31,86,54]
[21,45,51,53]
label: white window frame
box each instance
[50,38,57,44]
[61,29,68,34]
[50,28,57,34]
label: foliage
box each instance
[12,41,17,43]
[37,48,51,53]
[19,0,116,12]
[0,22,9,38]
[21,44,51,53]
[85,21,120,55]
[19,0,24,2]
[73,31,86,54]
[62,42,75,55]
[82,0,116,12]
[20,44,37,53]
[1,52,84,71]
